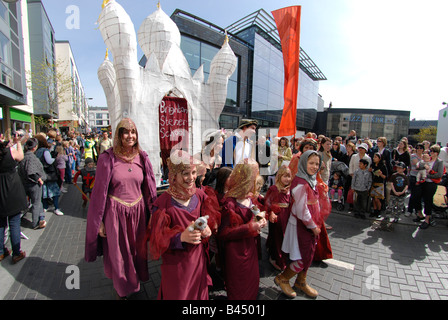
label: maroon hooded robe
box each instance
[149,189,212,300]
[218,197,261,300]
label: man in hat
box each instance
[348,143,372,177]
[221,119,258,167]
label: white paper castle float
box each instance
[97,0,237,185]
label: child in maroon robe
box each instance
[276,150,330,299]
[218,162,267,300]
[149,151,217,300]
[265,165,292,271]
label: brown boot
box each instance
[274,267,297,298]
[294,270,318,298]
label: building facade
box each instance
[27,0,57,121]
[89,106,110,133]
[169,9,326,133]
[54,40,89,135]
[0,0,30,135]
[325,108,410,147]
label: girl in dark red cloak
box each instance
[265,165,292,271]
[276,150,330,299]
[288,139,332,262]
[218,162,267,300]
[149,150,215,300]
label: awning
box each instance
[10,108,32,122]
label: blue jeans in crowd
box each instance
[0,212,22,256]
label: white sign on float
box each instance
[97,0,237,185]
[437,106,448,146]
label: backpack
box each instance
[38,149,60,182]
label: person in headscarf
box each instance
[265,165,292,271]
[288,137,333,259]
[288,138,318,177]
[217,161,267,300]
[148,150,216,300]
[85,118,157,299]
[275,150,330,299]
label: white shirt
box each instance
[349,153,371,175]
[234,132,254,164]
[439,147,448,171]
[281,183,316,261]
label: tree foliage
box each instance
[26,58,73,116]
[415,126,437,144]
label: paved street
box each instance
[1,182,448,301]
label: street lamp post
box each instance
[83,97,93,133]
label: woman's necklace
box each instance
[119,147,135,172]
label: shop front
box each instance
[10,108,32,135]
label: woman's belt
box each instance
[108,193,143,207]
[307,200,318,205]
[277,203,289,208]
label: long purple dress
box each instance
[85,149,157,297]
[149,189,211,300]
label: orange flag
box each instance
[272,6,301,137]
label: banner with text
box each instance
[159,97,189,172]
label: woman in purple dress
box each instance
[85,118,157,299]
[149,150,214,300]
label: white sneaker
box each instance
[404,212,411,217]
[54,209,64,216]
[60,187,68,193]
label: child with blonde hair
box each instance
[265,165,292,271]
[55,145,68,193]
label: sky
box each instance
[40,0,448,121]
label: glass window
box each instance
[219,114,239,129]
[200,42,219,73]
[0,2,7,22]
[180,36,200,72]
[180,35,239,108]
[226,80,238,107]
[0,31,11,66]
[1,64,12,87]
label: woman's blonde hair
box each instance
[377,137,387,146]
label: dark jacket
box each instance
[18,150,46,185]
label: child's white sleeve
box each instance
[291,184,317,229]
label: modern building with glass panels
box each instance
[325,108,410,147]
[0,0,29,135]
[166,9,326,132]
[27,0,57,120]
